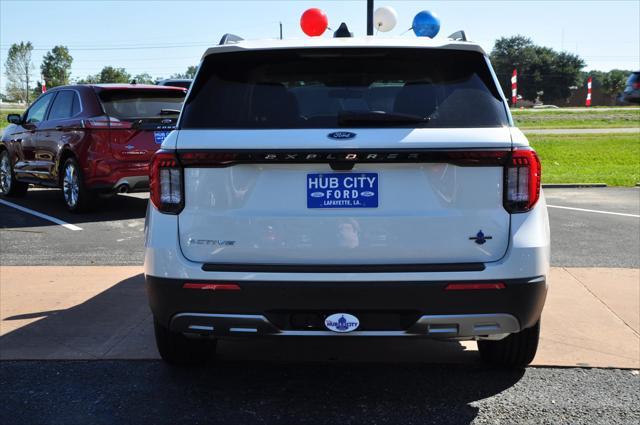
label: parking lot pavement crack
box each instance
[563,267,640,338]
[100,311,151,358]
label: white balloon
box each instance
[373,6,397,32]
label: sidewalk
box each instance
[1,266,638,368]
[523,127,640,135]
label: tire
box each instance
[477,320,540,368]
[61,157,95,212]
[153,317,217,365]
[0,150,28,197]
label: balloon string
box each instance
[400,27,413,36]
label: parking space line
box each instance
[0,199,83,231]
[548,204,640,218]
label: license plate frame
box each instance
[306,173,379,209]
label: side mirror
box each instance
[7,114,22,125]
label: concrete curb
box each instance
[542,183,608,188]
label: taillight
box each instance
[83,115,133,129]
[150,151,183,214]
[504,148,541,213]
[633,82,640,89]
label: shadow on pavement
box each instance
[0,188,147,229]
[0,360,525,425]
[0,273,525,424]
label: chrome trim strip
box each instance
[188,325,214,331]
[170,312,521,339]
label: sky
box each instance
[1,0,639,91]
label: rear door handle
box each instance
[55,126,63,130]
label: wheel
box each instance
[478,320,540,368]
[153,317,217,365]
[61,157,94,212]
[0,150,28,197]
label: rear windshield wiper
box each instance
[337,110,430,127]
[159,109,181,115]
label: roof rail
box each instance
[448,30,467,42]
[219,33,244,45]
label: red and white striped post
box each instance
[585,76,592,107]
[511,69,518,106]
[41,76,46,93]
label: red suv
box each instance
[0,84,187,211]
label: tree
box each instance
[170,65,198,79]
[490,36,585,104]
[601,69,630,101]
[40,46,73,88]
[78,66,130,84]
[98,66,130,83]
[4,41,34,103]
[133,73,154,84]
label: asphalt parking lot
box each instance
[1,187,638,267]
[1,186,639,425]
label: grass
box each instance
[530,133,640,186]
[2,108,639,186]
[512,108,640,129]
[1,109,25,132]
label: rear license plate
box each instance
[307,173,378,208]
[154,131,169,145]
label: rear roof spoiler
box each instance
[219,33,244,45]
[448,30,467,42]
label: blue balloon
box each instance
[412,10,440,38]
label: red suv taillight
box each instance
[150,151,184,214]
[504,148,541,213]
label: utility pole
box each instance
[279,22,283,40]
[367,0,374,35]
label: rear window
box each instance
[160,80,192,89]
[181,48,508,129]
[99,89,186,119]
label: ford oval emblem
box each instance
[325,313,360,333]
[328,131,356,140]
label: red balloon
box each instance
[300,8,328,36]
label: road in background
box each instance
[1,187,638,268]
[545,188,640,268]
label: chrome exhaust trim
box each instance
[171,312,520,340]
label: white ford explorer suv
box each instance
[144,33,550,367]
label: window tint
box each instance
[98,89,186,119]
[48,91,77,120]
[181,48,508,129]
[25,93,55,124]
[71,92,81,116]
[160,80,191,89]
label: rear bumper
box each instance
[146,275,547,339]
[85,159,149,192]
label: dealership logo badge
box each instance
[327,131,356,140]
[325,313,359,333]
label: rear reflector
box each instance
[183,283,241,291]
[444,282,506,291]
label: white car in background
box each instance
[144,33,550,367]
